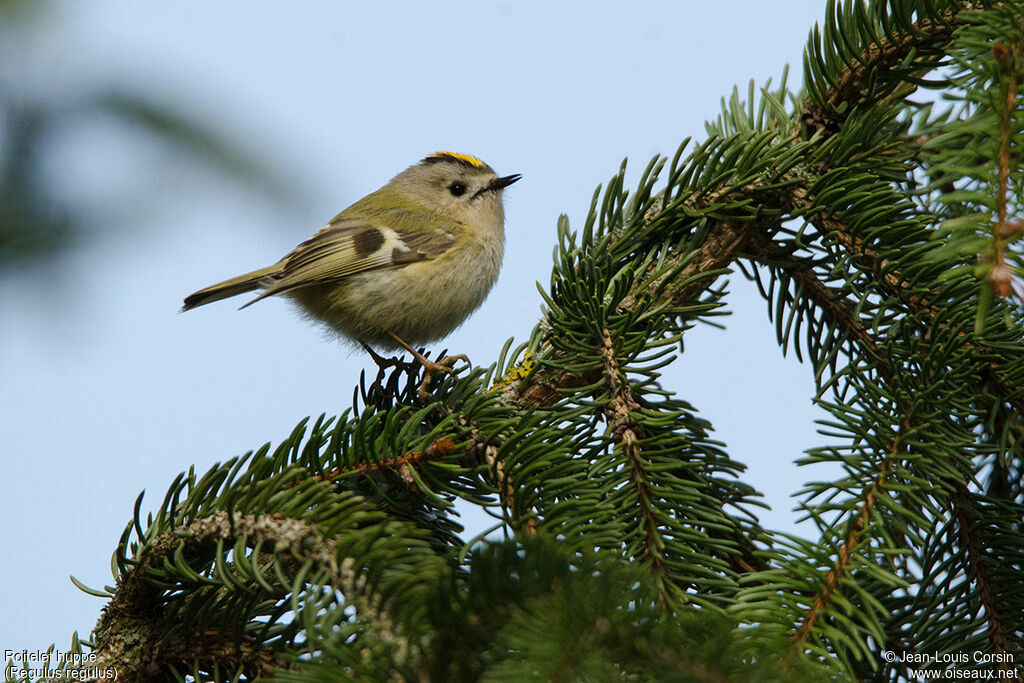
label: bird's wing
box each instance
[240,216,455,308]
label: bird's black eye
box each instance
[448,182,467,197]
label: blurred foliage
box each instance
[0,0,298,276]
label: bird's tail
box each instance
[181,264,283,311]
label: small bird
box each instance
[183,151,520,383]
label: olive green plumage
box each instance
[183,152,520,350]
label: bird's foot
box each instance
[360,342,416,390]
[386,332,470,397]
[414,353,470,396]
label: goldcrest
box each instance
[183,152,520,360]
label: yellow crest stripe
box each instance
[423,151,487,168]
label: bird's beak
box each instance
[488,173,522,191]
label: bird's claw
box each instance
[363,337,471,399]
[416,354,470,396]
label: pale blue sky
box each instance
[2,1,831,655]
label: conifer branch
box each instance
[802,7,964,135]
[951,488,1013,660]
[600,327,672,599]
[484,442,537,536]
[758,209,1022,657]
[511,210,786,410]
[989,38,1022,297]
[800,199,1024,418]
[791,453,895,647]
[753,223,1023,661]
[91,512,398,680]
[743,232,886,367]
[291,437,457,490]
